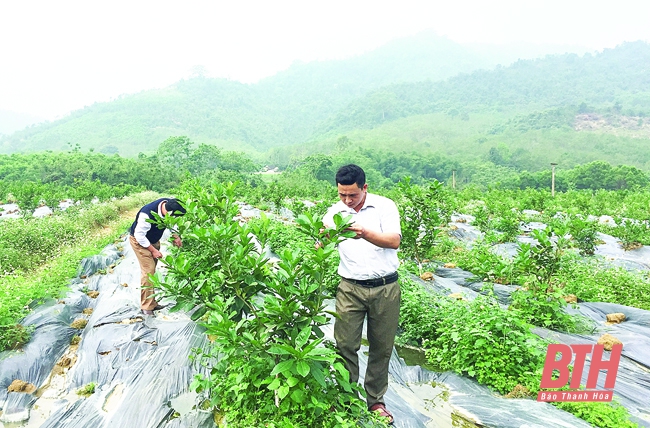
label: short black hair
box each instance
[335,164,365,187]
[166,199,186,217]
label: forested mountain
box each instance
[256,30,498,106]
[0,79,271,156]
[2,35,649,172]
[0,32,561,157]
[298,41,650,171]
[323,41,650,130]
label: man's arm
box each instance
[147,245,163,259]
[346,224,401,249]
[134,213,164,258]
[347,199,401,249]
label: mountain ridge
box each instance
[0,32,588,157]
[4,34,645,172]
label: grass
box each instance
[559,256,650,310]
[0,192,158,351]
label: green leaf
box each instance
[290,389,306,403]
[179,300,195,312]
[278,385,290,400]
[313,315,328,324]
[305,343,330,356]
[268,344,298,356]
[296,360,310,377]
[295,326,311,349]
[190,305,207,321]
[169,302,185,313]
[267,377,281,390]
[270,359,295,377]
[333,362,349,379]
[310,365,327,387]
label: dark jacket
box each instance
[129,198,169,245]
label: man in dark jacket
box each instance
[129,198,185,315]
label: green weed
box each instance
[554,400,638,428]
[0,324,32,350]
[76,382,96,397]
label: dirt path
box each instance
[91,207,139,240]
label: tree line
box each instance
[2,137,650,212]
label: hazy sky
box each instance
[1,0,649,120]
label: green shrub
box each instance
[77,382,96,397]
[154,182,379,427]
[0,324,32,350]
[567,216,599,256]
[510,226,589,332]
[399,277,548,395]
[455,241,516,285]
[554,400,638,428]
[396,178,452,271]
[609,217,650,249]
[559,257,650,310]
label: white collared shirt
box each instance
[323,192,401,280]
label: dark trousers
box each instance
[334,278,400,408]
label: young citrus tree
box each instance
[153,181,384,427]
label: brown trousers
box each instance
[129,235,161,310]
[334,278,401,408]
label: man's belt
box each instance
[343,272,399,288]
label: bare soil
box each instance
[574,113,650,137]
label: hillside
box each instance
[298,41,650,171]
[320,41,650,130]
[0,32,499,157]
[0,79,272,156]
[2,38,649,171]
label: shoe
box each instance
[141,310,154,315]
[369,403,394,425]
[152,304,168,311]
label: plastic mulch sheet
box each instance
[0,301,83,422]
[321,299,595,428]
[3,219,650,427]
[394,216,650,426]
[0,238,213,428]
[413,269,650,427]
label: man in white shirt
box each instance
[323,164,401,425]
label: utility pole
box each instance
[551,163,558,197]
[452,169,456,189]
